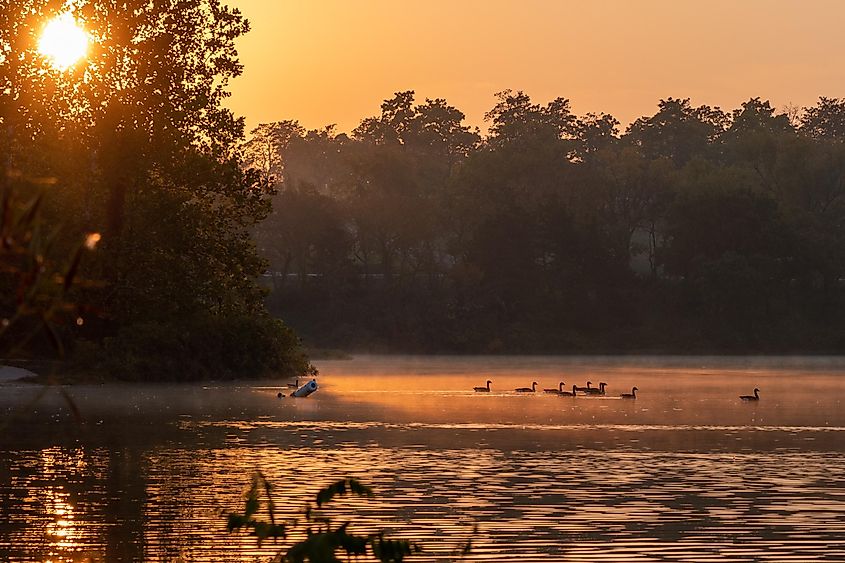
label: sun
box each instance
[37,13,89,70]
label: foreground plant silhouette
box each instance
[0,186,98,429]
[228,473,473,563]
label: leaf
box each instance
[244,495,259,519]
[315,478,374,508]
[283,533,343,563]
[333,525,368,556]
[226,513,248,532]
[252,521,285,546]
[61,245,84,292]
[371,534,421,563]
[17,193,43,230]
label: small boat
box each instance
[290,379,318,398]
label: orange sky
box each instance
[227,0,845,134]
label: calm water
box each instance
[2,355,845,562]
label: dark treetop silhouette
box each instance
[249,92,845,355]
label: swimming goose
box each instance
[586,382,607,395]
[543,382,566,394]
[474,380,492,392]
[620,387,637,399]
[285,378,300,389]
[739,388,760,401]
[515,381,538,393]
[573,381,592,393]
[559,384,577,397]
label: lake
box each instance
[2,355,845,562]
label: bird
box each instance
[286,378,300,389]
[574,381,592,393]
[544,382,565,394]
[474,380,492,392]
[620,387,638,399]
[740,388,760,401]
[515,382,538,393]
[559,384,577,397]
[586,382,607,396]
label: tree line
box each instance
[250,92,845,353]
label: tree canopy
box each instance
[253,91,845,353]
[0,1,310,379]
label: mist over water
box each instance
[2,355,845,561]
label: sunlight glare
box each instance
[37,13,88,70]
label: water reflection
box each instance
[4,446,845,561]
[1,355,845,561]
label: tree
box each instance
[484,90,576,151]
[572,112,620,160]
[801,97,845,141]
[625,98,727,166]
[0,1,310,378]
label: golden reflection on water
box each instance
[6,445,845,562]
[2,355,845,561]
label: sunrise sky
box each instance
[227,0,845,133]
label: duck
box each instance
[620,387,637,399]
[586,382,607,396]
[740,388,760,401]
[515,381,538,393]
[543,382,565,394]
[473,380,492,392]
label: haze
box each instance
[228,0,845,132]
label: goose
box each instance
[559,384,577,397]
[286,378,300,389]
[586,382,607,396]
[740,388,760,401]
[620,387,637,399]
[573,381,592,393]
[543,382,566,394]
[473,380,492,392]
[515,382,538,393]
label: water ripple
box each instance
[3,446,845,561]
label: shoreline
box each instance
[7,352,845,386]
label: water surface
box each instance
[2,355,845,561]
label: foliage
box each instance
[0,186,99,358]
[254,92,845,353]
[1,1,311,378]
[90,314,311,381]
[227,474,438,563]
